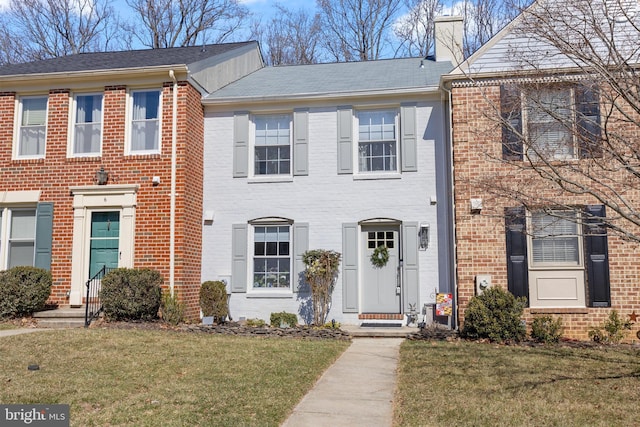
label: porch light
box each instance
[95,167,108,185]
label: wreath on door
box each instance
[371,245,390,268]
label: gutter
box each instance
[169,69,178,297]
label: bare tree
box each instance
[0,0,122,63]
[453,0,517,57]
[316,0,402,61]
[252,4,322,65]
[394,0,443,58]
[125,0,249,49]
[463,0,640,242]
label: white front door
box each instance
[361,225,400,313]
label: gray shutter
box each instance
[402,222,419,311]
[342,223,358,312]
[34,202,53,270]
[400,104,418,172]
[337,106,353,174]
[293,222,309,292]
[231,224,248,292]
[233,112,249,178]
[293,109,309,176]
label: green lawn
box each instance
[395,340,640,427]
[0,329,349,426]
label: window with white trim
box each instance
[529,210,581,267]
[0,208,36,269]
[252,225,290,289]
[253,114,291,176]
[129,89,161,154]
[16,96,47,158]
[525,87,575,161]
[72,93,103,156]
[357,110,397,172]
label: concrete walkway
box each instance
[282,337,403,427]
[0,328,48,337]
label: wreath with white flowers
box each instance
[371,245,390,268]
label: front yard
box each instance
[395,340,640,426]
[0,329,349,426]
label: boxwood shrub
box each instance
[199,280,228,323]
[101,268,162,321]
[462,286,527,343]
[270,311,298,327]
[0,266,52,318]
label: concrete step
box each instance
[33,307,88,328]
[341,324,417,338]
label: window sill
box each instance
[246,292,294,299]
[12,157,45,163]
[248,176,293,184]
[529,308,589,314]
[353,172,401,181]
[67,156,102,162]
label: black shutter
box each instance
[505,207,528,302]
[575,84,602,158]
[500,84,523,161]
[584,205,610,307]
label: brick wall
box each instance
[451,83,640,341]
[0,81,203,318]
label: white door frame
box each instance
[69,185,137,306]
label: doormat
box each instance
[360,323,402,328]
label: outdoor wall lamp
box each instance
[95,167,109,185]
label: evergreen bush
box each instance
[0,266,52,318]
[101,268,162,321]
[199,280,228,323]
[161,290,185,325]
[462,286,527,342]
[270,311,298,327]
[530,315,563,343]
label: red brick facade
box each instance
[0,81,203,319]
[451,82,640,341]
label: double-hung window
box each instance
[17,96,47,158]
[73,94,103,156]
[254,114,291,176]
[252,225,290,289]
[525,87,575,161]
[357,110,397,172]
[130,89,161,154]
[0,208,36,268]
[530,210,581,267]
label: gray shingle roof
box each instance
[0,41,256,76]
[206,57,453,100]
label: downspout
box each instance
[169,69,178,297]
[441,80,459,330]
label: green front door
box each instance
[89,211,120,278]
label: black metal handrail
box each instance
[84,266,113,327]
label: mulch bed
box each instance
[90,319,352,341]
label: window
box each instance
[505,205,610,309]
[254,114,291,175]
[129,89,161,154]
[17,96,47,158]
[358,110,397,172]
[73,94,103,156]
[252,225,290,289]
[500,83,601,161]
[0,208,36,268]
[530,210,581,266]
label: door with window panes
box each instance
[361,225,400,313]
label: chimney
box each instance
[434,16,464,65]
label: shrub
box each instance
[270,311,298,328]
[302,249,341,325]
[245,318,266,327]
[462,286,527,343]
[199,281,228,323]
[101,268,162,321]
[588,310,632,344]
[530,315,563,343]
[161,291,185,325]
[0,266,52,318]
